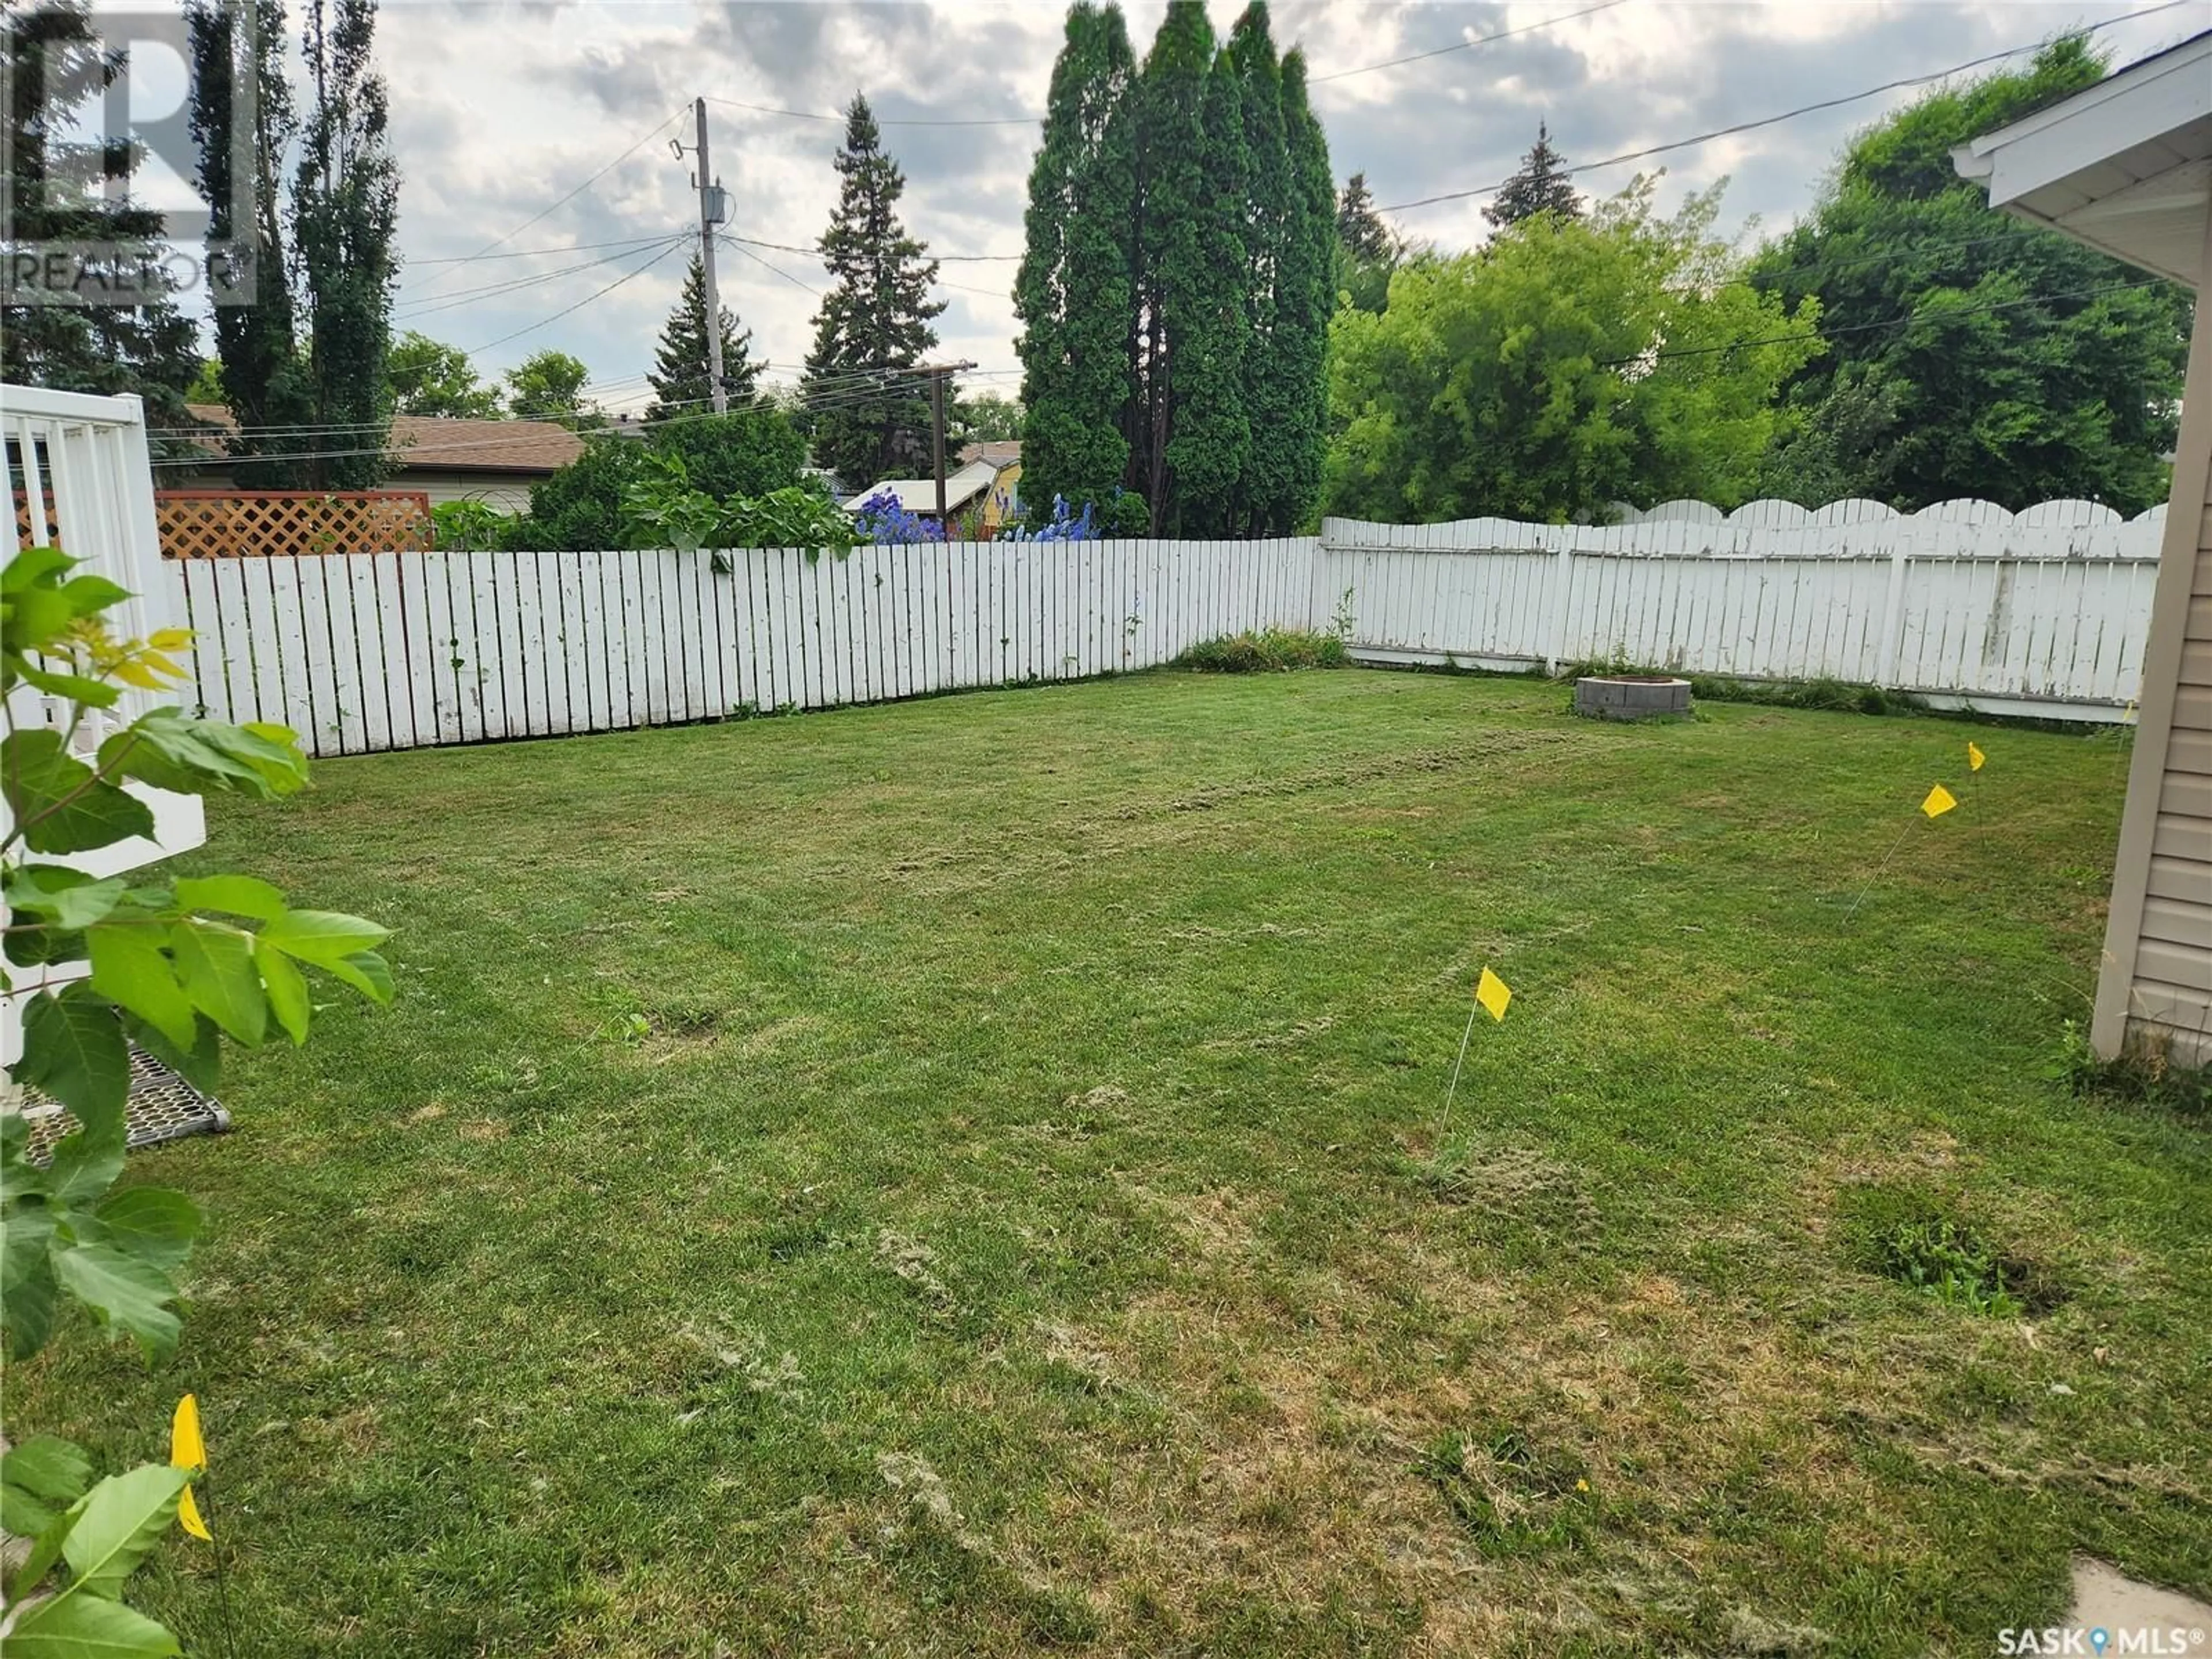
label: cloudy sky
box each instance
[324,0,2210,414]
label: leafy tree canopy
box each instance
[506,406,808,551]
[1327,181,1822,523]
[1748,36,2190,514]
[384,332,502,418]
[505,349,603,429]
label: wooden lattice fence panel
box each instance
[154,491,434,559]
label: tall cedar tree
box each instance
[801,96,945,487]
[648,252,759,421]
[1162,46,1248,535]
[1,1,203,438]
[1131,1,1211,528]
[1484,121,1581,229]
[1229,5,1293,533]
[186,0,316,485]
[1014,2,1137,518]
[293,0,397,488]
[1277,48,1335,529]
[1750,36,2188,514]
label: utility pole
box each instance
[679,98,730,415]
[923,360,976,529]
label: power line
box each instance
[403,234,692,270]
[465,237,691,354]
[703,95,1036,128]
[1375,0,2199,214]
[716,236,821,297]
[397,238,692,320]
[724,232,1021,264]
[1311,0,1632,85]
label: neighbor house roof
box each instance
[184,404,586,475]
[843,459,1001,515]
[1950,28,2212,287]
[957,440,1021,468]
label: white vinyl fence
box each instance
[165,496,2164,757]
[1323,497,2164,718]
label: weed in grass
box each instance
[1838,1184,2061,1317]
[1412,1422,1596,1558]
[2054,1020,2211,1119]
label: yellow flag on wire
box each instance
[177,1483,212,1543]
[1968,742,1986,773]
[1475,967,1513,1023]
[171,1394,211,1541]
[1922,784,1958,819]
[170,1395,205,1472]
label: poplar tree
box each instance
[801,96,946,487]
[1014,2,1137,517]
[647,252,759,420]
[292,0,399,488]
[1485,122,1582,229]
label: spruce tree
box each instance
[1162,47,1248,535]
[1229,4,1293,533]
[801,96,945,487]
[1,2,203,440]
[1484,121,1581,229]
[648,252,759,420]
[1337,172,1395,263]
[1131,1,1211,528]
[1277,49,1335,530]
[1014,2,1137,519]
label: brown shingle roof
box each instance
[184,404,584,475]
[956,440,1021,468]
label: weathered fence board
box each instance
[166,502,2160,756]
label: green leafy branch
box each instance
[3,546,396,1650]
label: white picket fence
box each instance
[164,497,2164,757]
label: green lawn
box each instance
[17,669,2210,1657]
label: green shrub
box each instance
[1558,660,1916,716]
[1175,627,1349,673]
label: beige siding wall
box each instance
[403,471,539,513]
[2095,243,2212,1065]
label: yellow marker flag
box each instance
[1922,783,1957,819]
[177,1482,212,1543]
[1968,742,1986,773]
[171,1393,211,1541]
[170,1395,206,1472]
[1475,967,1512,1023]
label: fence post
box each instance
[1873,520,1912,687]
[1544,529,1575,674]
[1306,521,1338,639]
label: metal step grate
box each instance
[22,1046,231,1161]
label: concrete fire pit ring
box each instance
[1573,674,1692,721]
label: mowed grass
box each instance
[16,669,2211,1657]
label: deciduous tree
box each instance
[1749,36,2188,514]
[1328,182,1821,522]
[384,331,501,418]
